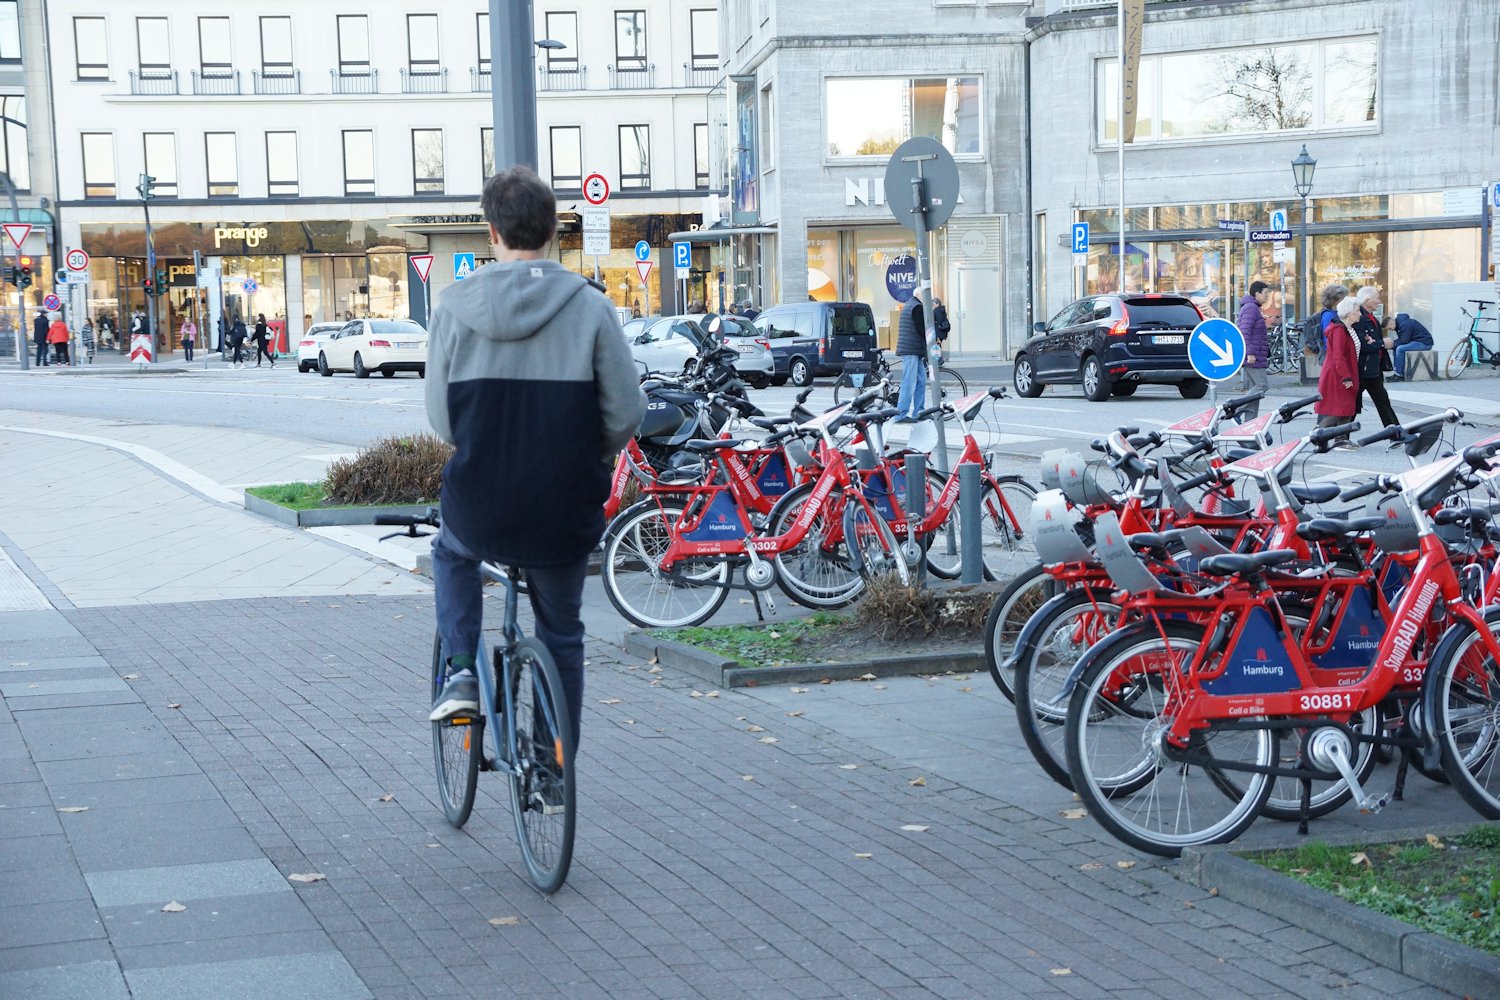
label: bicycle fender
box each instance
[1418,604,1500,773]
[1003,589,1107,673]
[1060,619,1162,698]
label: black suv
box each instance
[752,301,881,387]
[1013,294,1207,402]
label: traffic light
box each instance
[143,276,155,296]
[137,173,157,201]
[18,255,32,288]
[155,270,167,296]
[1,264,12,285]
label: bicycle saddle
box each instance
[1295,516,1386,541]
[750,416,794,430]
[1199,550,1299,577]
[1290,483,1340,504]
[1434,506,1493,528]
[682,438,744,453]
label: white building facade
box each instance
[0,0,58,357]
[48,0,721,352]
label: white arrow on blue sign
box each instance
[1188,317,1246,382]
[672,241,691,270]
[634,240,651,262]
[1071,222,1089,254]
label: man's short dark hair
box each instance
[1249,281,1269,296]
[481,166,556,252]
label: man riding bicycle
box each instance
[425,166,645,746]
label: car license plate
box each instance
[1153,335,1185,345]
[842,350,863,359]
[396,341,419,348]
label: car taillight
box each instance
[756,339,770,349]
[299,339,314,347]
[1108,304,1132,338]
[722,338,732,346]
[368,339,391,348]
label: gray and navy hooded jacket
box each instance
[425,258,645,567]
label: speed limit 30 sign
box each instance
[65,248,90,271]
[583,173,609,206]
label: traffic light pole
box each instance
[143,192,158,362]
[0,170,25,370]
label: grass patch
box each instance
[1250,824,1500,958]
[652,612,846,669]
[247,482,329,511]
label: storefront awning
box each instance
[668,225,778,243]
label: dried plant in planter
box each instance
[854,575,993,641]
[324,433,453,506]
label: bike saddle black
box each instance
[1290,483,1340,504]
[750,416,793,430]
[1295,516,1386,541]
[1199,550,1299,577]
[682,438,744,453]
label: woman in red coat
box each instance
[1316,297,1361,450]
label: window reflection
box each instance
[825,77,981,158]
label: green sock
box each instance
[448,654,476,673]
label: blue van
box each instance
[751,302,881,387]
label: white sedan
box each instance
[296,322,347,373]
[317,318,428,378]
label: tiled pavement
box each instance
[2,595,1464,999]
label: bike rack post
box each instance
[905,452,927,586]
[959,462,982,584]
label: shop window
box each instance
[544,13,578,72]
[0,2,19,63]
[1153,204,1222,230]
[81,132,114,198]
[1314,195,1389,224]
[136,17,170,79]
[759,84,774,168]
[1078,208,1150,233]
[260,17,293,77]
[618,124,649,190]
[74,17,109,80]
[143,133,177,198]
[0,94,26,191]
[693,123,709,190]
[825,76,981,158]
[550,126,581,191]
[481,127,494,181]
[343,130,374,195]
[198,17,232,78]
[337,15,370,76]
[205,132,237,197]
[476,13,490,75]
[407,14,439,76]
[689,9,717,70]
[266,132,298,197]
[614,11,646,71]
[1098,36,1377,144]
[412,129,444,195]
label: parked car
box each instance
[620,315,658,342]
[751,301,881,387]
[317,318,428,378]
[296,322,349,373]
[1012,293,1208,402]
[626,314,774,388]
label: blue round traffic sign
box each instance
[42,293,61,312]
[1188,318,1246,382]
[884,255,918,303]
[634,241,651,262]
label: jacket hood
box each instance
[438,259,596,342]
[1396,312,1411,324]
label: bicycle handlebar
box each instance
[1309,421,1358,446]
[1276,393,1321,422]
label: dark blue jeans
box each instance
[431,526,588,749]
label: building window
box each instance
[760,84,774,168]
[81,133,114,198]
[198,17,232,78]
[136,17,170,79]
[205,132,238,197]
[545,13,577,71]
[0,2,20,63]
[693,122,709,190]
[266,132,298,197]
[689,9,717,70]
[619,124,650,189]
[476,14,490,75]
[407,14,439,75]
[481,127,494,181]
[343,130,374,195]
[549,126,581,190]
[143,133,177,198]
[412,129,444,194]
[614,11,646,70]
[1096,37,1378,144]
[260,17,293,76]
[74,17,109,80]
[824,76,981,158]
[337,15,370,76]
[0,95,25,190]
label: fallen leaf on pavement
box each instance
[819,678,833,685]
[393,614,404,620]
[167,703,182,710]
[860,673,877,681]
[123,674,140,680]
[840,764,858,770]
[900,824,929,833]
[704,690,720,698]
[741,775,754,781]
[57,806,89,813]
[488,916,522,926]
[908,776,926,787]
[161,901,186,913]
[1115,861,1136,870]
[1425,833,1444,849]
[768,631,782,639]
[873,684,887,690]
[1061,808,1088,820]
[1050,968,1072,976]
[648,665,662,674]
[599,698,622,705]
[378,793,395,803]
[758,736,778,744]
[951,674,971,681]
[690,690,704,698]
[959,687,973,693]
[790,687,808,694]
[425,843,440,848]
[648,655,659,665]
[853,853,873,859]
[1080,863,1103,871]
[9,661,28,667]
[746,724,765,733]
[287,873,326,883]
[327,604,342,609]
[623,719,636,725]
[1208,887,1219,896]
[786,710,804,717]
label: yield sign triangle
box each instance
[635,260,653,284]
[411,254,435,283]
[3,223,31,250]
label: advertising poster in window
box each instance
[806,232,838,302]
[733,80,758,223]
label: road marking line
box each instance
[0,425,241,504]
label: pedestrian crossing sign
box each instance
[454,252,476,281]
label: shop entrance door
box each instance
[954,265,1002,355]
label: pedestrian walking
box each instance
[80,318,95,363]
[425,165,644,746]
[1352,286,1398,432]
[739,301,760,321]
[230,315,247,366]
[894,295,927,422]
[1382,312,1432,382]
[251,313,275,367]
[47,314,70,366]
[1302,284,1348,365]
[97,314,115,351]
[180,316,197,362]
[1236,281,1272,417]
[933,297,951,361]
[1316,296,1361,449]
[31,312,48,366]
[128,308,149,357]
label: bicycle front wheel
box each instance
[935,365,967,399]
[601,501,729,628]
[842,495,911,586]
[769,483,864,608]
[982,561,1052,700]
[502,641,575,894]
[1429,611,1500,818]
[1445,339,1474,379]
[431,632,481,828]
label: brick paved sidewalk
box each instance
[2,593,1460,999]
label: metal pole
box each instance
[909,172,949,476]
[905,452,927,586]
[959,462,982,584]
[1116,0,1125,294]
[143,195,157,364]
[0,170,25,370]
[490,0,539,171]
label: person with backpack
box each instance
[1301,284,1348,365]
[229,315,247,366]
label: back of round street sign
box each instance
[884,137,960,233]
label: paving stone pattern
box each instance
[0,595,1458,999]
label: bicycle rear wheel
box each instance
[842,495,911,585]
[502,641,576,894]
[431,632,481,828]
[1430,612,1500,818]
[982,561,1052,700]
[935,365,967,399]
[1445,339,1473,379]
[601,501,729,627]
[770,484,864,608]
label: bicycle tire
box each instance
[769,483,865,608]
[981,561,1053,701]
[1065,621,1277,857]
[1429,610,1500,819]
[431,632,481,828]
[873,466,958,581]
[1445,339,1474,379]
[920,475,1036,583]
[831,373,854,406]
[601,501,729,628]
[841,494,911,586]
[935,365,967,399]
[502,641,576,894]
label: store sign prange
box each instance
[214,226,270,249]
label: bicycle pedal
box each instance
[1358,793,1392,815]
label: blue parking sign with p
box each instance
[1071,222,1089,254]
[673,241,691,270]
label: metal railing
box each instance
[330,68,378,94]
[400,68,447,94]
[470,67,491,92]
[191,70,240,95]
[537,66,587,92]
[253,70,301,95]
[608,64,654,90]
[129,70,178,96]
[684,64,718,88]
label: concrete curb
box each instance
[242,492,438,528]
[1180,824,1500,999]
[620,628,984,688]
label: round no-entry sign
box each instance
[65,248,90,271]
[42,293,61,311]
[583,173,610,205]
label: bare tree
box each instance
[1203,47,1313,132]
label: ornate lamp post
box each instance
[1291,144,1317,323]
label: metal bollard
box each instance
[959,462,982,584]
[905,452,927,585]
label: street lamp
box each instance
[1291,144,1316,326]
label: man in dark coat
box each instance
[1235,281,1271,417]
[894,295,927,422]
[32,312,49,366]
[1383,312,1433,382]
